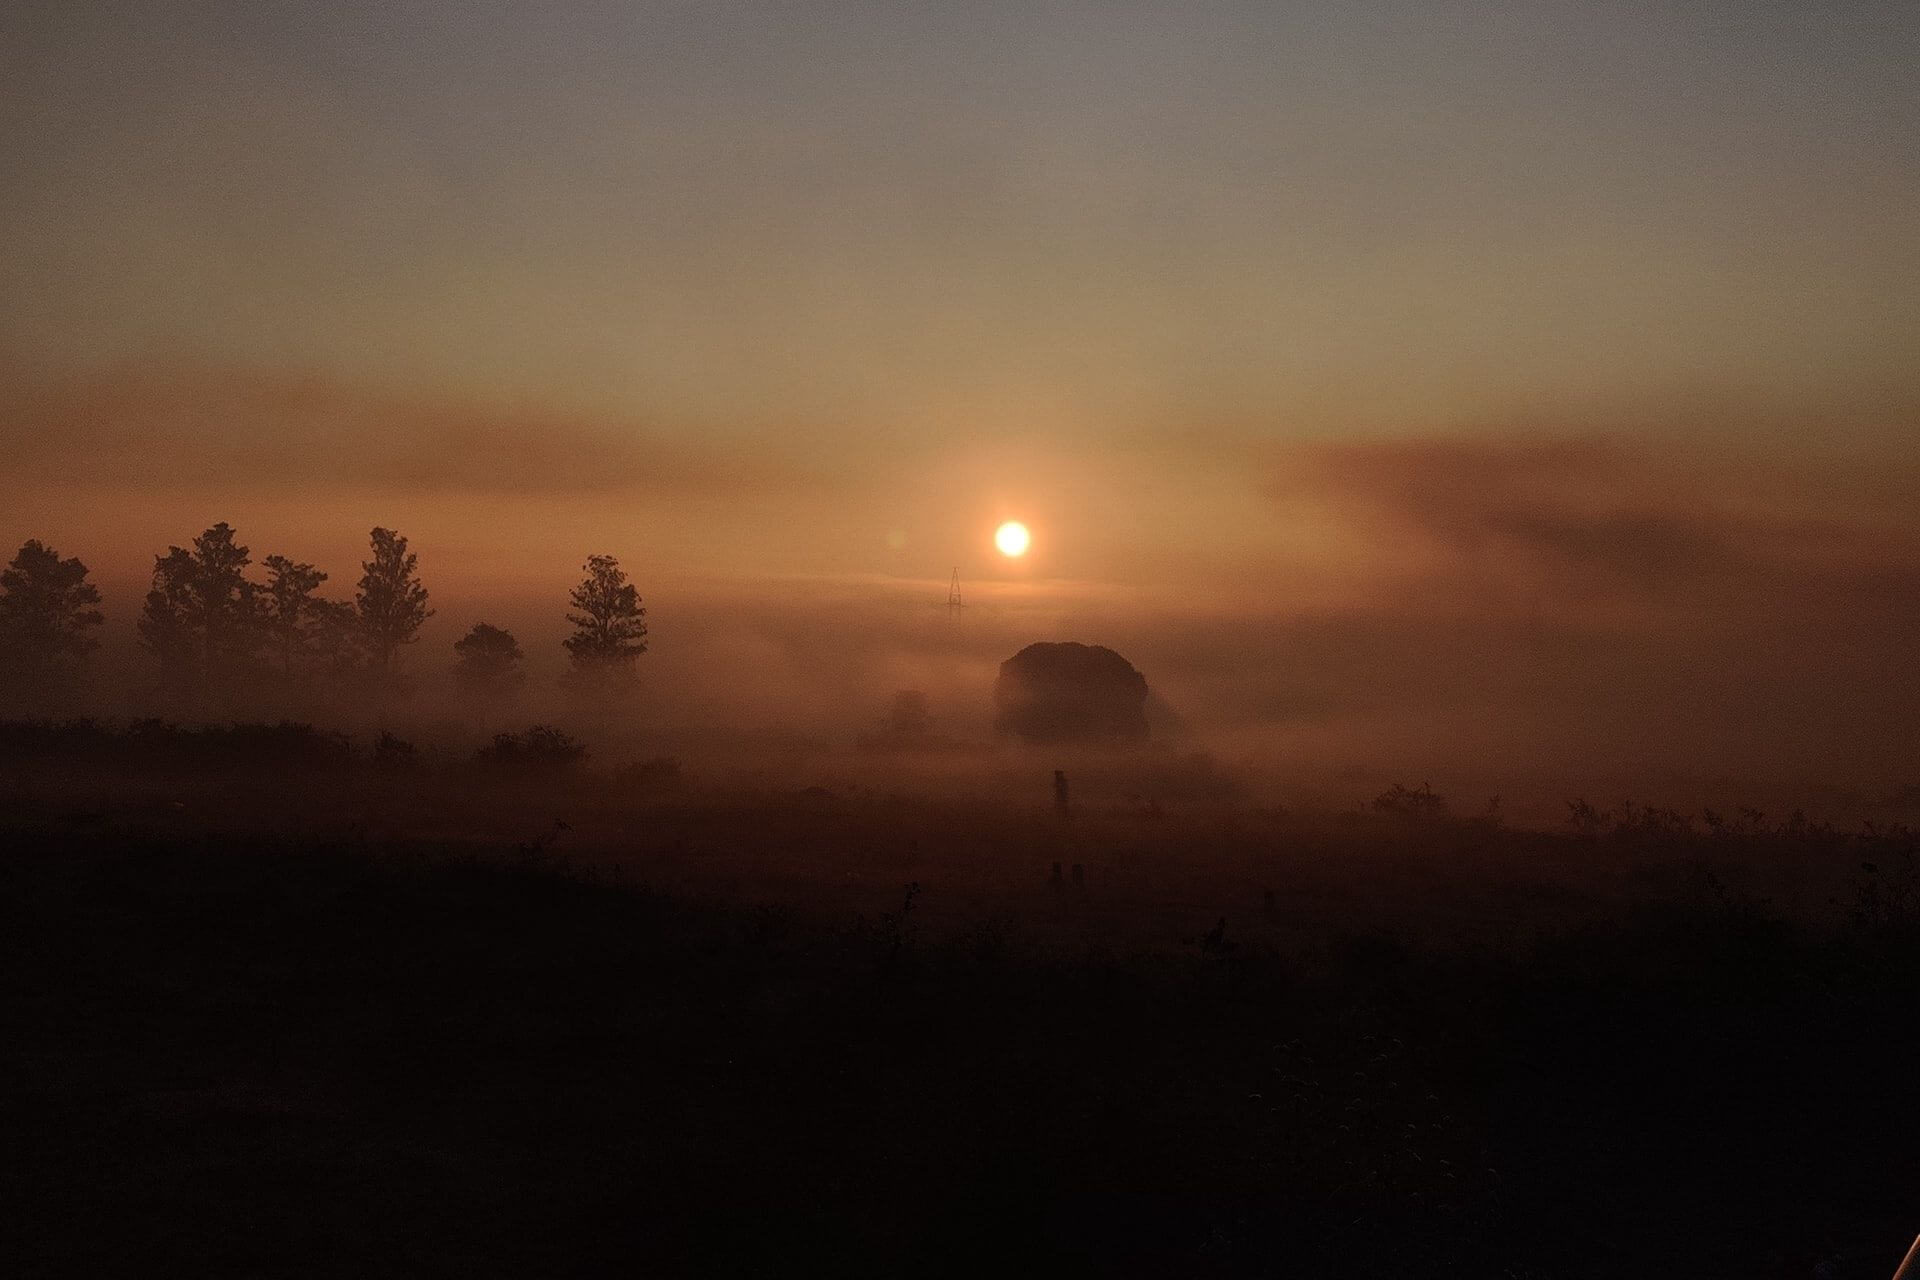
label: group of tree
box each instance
[0,540,105,709]
[135,523,431,707]
[0,527,649,714]
[450,552,650,704]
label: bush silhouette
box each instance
[1371,782,1450,822]
[478,725,587,769]
[993,642,1150,743]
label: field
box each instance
[4,725,1918,1277]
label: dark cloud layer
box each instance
[1274,435,1920,609]
[0,363,818,497]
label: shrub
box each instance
[372,732,418,767]
[1371,782,1450,822]
[478,725,587,770]
[0,719,114,757]
[54,719,357,766]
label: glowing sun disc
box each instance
[995,521,1031,557]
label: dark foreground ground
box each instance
[4,759,1919,1276]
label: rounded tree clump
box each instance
[993,642,1151,743]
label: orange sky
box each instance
[2,2,1917,793]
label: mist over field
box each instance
[7,2,1920,1274]
[11,400,1918,824]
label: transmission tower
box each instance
[946,567,963,616]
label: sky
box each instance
[2,1,1917,793]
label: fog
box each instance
[17,555,1910,830]
[6,364,1918,826]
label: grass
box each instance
[2,743,1918,1276]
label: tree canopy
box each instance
[261,554,328,679]
[564,554,647,692]
[453,622,526,700]
[0,539,104,705]
[355,527,431,674]
[138,523,261,700]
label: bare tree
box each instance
[0,539,104,707]
[453,622,526,704]
[355,527,431,680]
[564,554,647,693]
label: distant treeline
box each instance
[0,527,647,713]
[0,718,687,793]
[0,717,355,766]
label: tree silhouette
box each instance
[453,622,526,702]
[355,527,431,678]
[306,599,364,686]
[261,555,328,680]
[138,548,199,690]
[564,554,647,693]
[0,539,105,705]
[138,523,262,701]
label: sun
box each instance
[994,520,1031,557]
